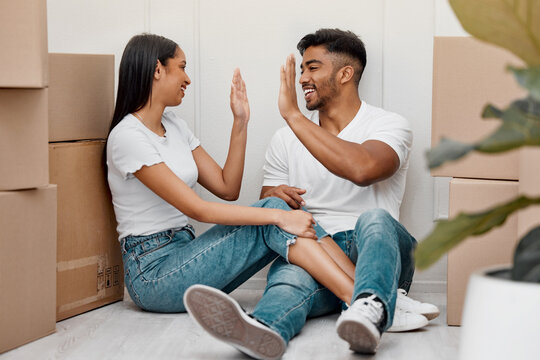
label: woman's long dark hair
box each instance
[109,33,179,134]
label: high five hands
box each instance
[278,54,303,123]
[230,68,250,125]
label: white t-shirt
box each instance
[263,102,412,235]
[107,111,200,240]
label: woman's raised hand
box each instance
[277,210,317,240]
[230,68,250,125]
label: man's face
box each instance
[299,45,339,111]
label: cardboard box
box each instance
[0,185,57,354]
[447,178,519,325]
[49,53,115,141]
[518,147,540,237]
[431,37,526,180]
[0,0,48,87]
[0,88,49,190]
[49,141,123,321]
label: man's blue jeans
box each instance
[120,197,295,312]
[251,208,417,343]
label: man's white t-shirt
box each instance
[263,102,412,235]
[107,111,200,240]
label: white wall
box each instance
[47,0,469,290]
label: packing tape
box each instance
[56,255,105,272]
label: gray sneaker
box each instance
[184,284,286,360]
[336,294,385,354]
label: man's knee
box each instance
[355,208,393,229]
[252,196,290,211]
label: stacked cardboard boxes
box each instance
[518,147,540,239]
[0,0,57,353]
[48,53,123,322]
[1,2,122,352]
[431,37,526,325]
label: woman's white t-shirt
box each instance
[263,102,412,235]
[107,111,200,240]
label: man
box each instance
[184,29,438,359]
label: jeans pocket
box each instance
[136,236,173,282]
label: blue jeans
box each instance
[120,197,296,312]
[251,208,417,343]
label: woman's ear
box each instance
[154,59,163,80]
[338,65,354,85]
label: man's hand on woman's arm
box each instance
[260,185,306,209]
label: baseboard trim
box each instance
[409,280,446,294]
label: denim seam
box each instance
[125,261,143,307]
[123,226,190,251]
[136,233,173,264]
[267,287,328,327]
[390,239,400,295]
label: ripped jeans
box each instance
[120,197,297,312]
[252,208,417,343]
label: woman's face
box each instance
[158,47,191,106]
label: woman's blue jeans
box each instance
[120,197,295,312]
[251,208,417,343]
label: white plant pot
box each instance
[459,265,540,360]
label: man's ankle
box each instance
[354,293,387,331]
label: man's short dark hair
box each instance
[297,28,367,86]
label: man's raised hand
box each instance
[278,54,302,123]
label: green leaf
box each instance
[509,66,540,101]
[415,196,540,270]
[449,0,540,66]
[482,104,504,119]
[427,138,475,169]
[476,98,540,152]
[428,97,540,168]
[512,226,540,282]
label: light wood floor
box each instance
[2,288,459,360]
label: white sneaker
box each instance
[387,306,429,332]
[396,289,440,320]
[336,295,384,354]
[184,284,286,360]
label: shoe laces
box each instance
[349,295,383,323]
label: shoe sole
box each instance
[387,315,429,332]
[184,285,285,360]
[336,318,380,354]
[422,311,440,321]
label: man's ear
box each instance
[154,59,163,80]
[338,65,354,84]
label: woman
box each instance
[106,34,356,314]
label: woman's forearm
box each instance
[220,119,248,198]
[192,198,278,226]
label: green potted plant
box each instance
[415,1,540,359]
